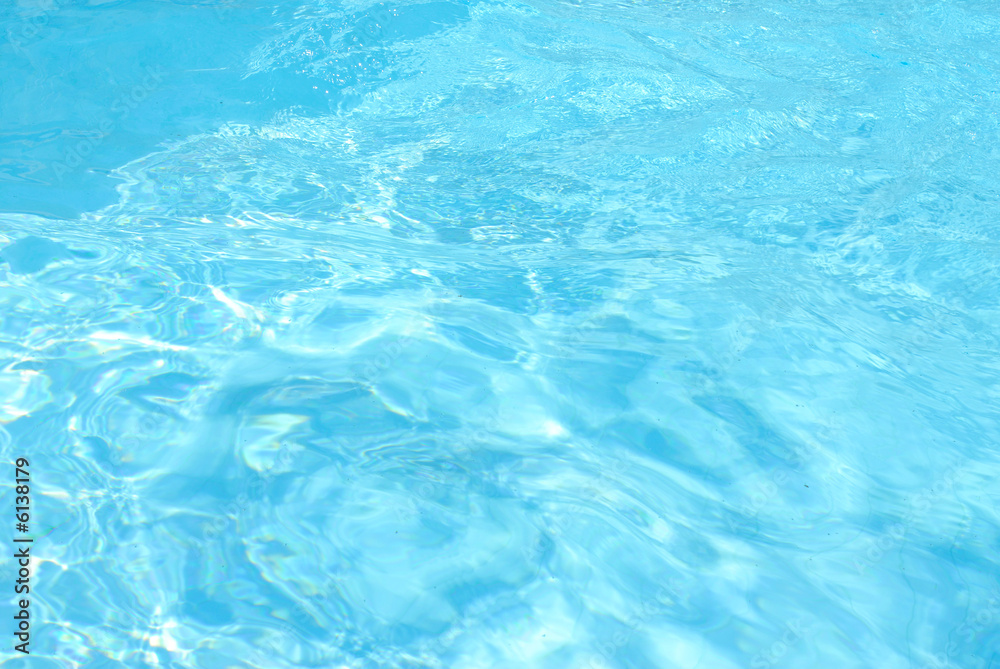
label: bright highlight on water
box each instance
[1,1,998,667]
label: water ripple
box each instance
[3,0,1000,667]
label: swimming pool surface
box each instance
[2,1,999,667]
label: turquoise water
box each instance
[2,1,1000,667]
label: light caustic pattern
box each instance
[1,1,999,668]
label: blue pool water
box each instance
[2,1,999,667]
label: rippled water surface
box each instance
[2,1,1000,667]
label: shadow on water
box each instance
[0,1,472,220]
